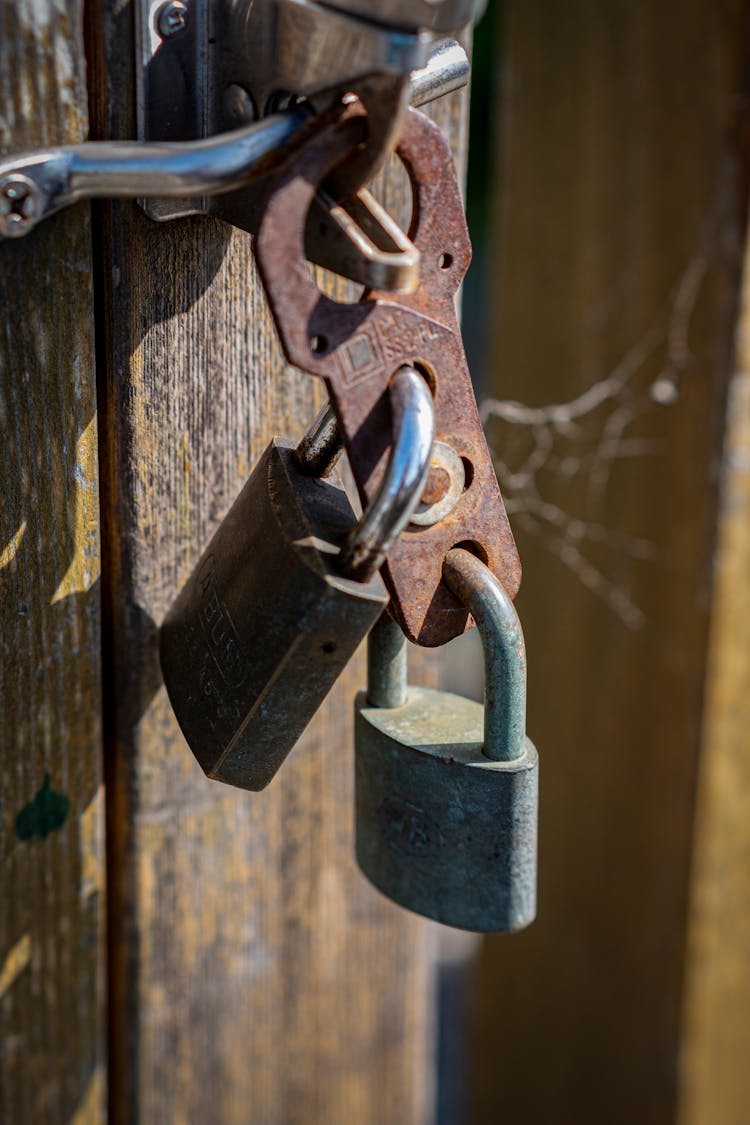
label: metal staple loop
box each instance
[340,365,435,582]
[254,103,522,645]
[296,365,435,584]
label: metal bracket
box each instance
[136,0,469,225]
[0,2,469,290]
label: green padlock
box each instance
[354,547,538,933]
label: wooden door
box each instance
[0,3,468,1121]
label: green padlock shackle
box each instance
[442,547,526,762]
[367,546,527,762]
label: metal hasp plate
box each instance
[136,0,468,221]
[254,104,522,647]
[136,0,470,287]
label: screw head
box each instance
[222,84,257,128]
[0,174,41,238]
[409,442,466,527]
[156,0,189,37]
[421,465,452,507]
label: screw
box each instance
[222,84,257,128]
[421,465,451,506]
[0,175,41,238]
[156,0,189,37]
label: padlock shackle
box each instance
[337,365,435,581]
[442,549,527,763]
[367,610,408,709]
[295,365,434,582]
[294,400,344,479]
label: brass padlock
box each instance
[354,548,538,932]
[160,365,434,791]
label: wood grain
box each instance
[0,1,104,1122]
[678,237,750,1125]
[90,8,467,1117]
[473,2,750,1123]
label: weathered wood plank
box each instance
[92,9,467,1116]
[678,237,750,1125]
[0,1,103,1122]
[473,2,750,1122]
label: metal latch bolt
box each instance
[0,37,467,290]
[1,0,481,290]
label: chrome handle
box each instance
[0,112,308,238]
[0,40,468,241]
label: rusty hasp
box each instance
[255,104,521,646]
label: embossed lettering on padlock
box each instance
[160,365,434,791]
[354,548,538,932]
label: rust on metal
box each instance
[254,104,521,646]
[421,464,451,506]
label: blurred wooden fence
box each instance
[474,3,750,1123]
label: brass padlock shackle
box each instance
[296,364,435,583]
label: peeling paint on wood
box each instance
[14,773,70,840]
